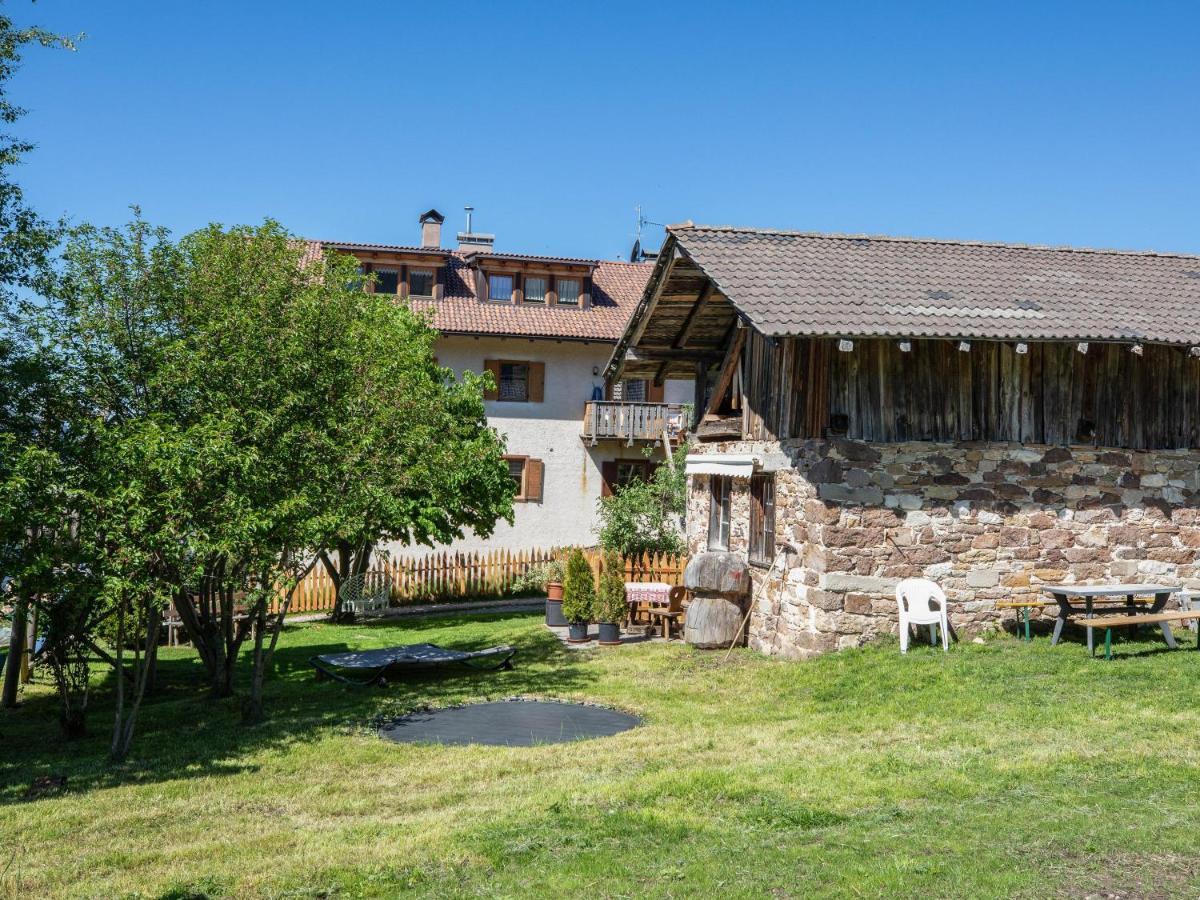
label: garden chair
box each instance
[339,571,392,619]
[896,578,949,653]
[646,585,687,640]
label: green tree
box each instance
[595,549,627,625]
[561,548,595,624]
[0,6,80,713]
[596,445,687,557]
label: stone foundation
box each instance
[687,439,1200,659]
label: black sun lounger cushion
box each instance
[309,643,515,685]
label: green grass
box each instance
[4,613,1200,898]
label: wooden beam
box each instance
[672,281,716,349]
[652,360,670,387]
[703,327,748,421]
[625,347,726,362]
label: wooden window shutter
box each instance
[483,359,501,400]
[528,362,545,402]
[601,461,618,497]
[647,380,665,403]
[525,459,544,502]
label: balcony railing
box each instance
[582,401,686,445]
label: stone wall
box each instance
[687,439,1200,659]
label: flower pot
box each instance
[567,621,591,643]
[545,597,568,627]
[547,581,564,601]
[597,622,621,646]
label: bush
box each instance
[597,446,687,557]
[561,548,595,623]
[595,550,627,624]
[510,557,567,596]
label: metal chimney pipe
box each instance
[464,206,473,234]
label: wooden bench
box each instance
[995,599,1049,642]
[1081,610,1200,659]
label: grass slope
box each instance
[4,612,1200,898]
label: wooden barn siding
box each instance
[741,333,1200,450]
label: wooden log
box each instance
[684,595,745,649]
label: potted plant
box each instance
[543,559,567,627]
[561,548,595,643]
[596,549,627,646]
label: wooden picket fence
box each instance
[276,547,688,615]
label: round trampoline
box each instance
[379,700,641,747]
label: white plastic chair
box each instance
[896,578,949,653]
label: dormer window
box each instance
[374,267,399,295]
[556,277,581,306]
[524,275,548,304]
[409,267,435,298]
[488,273,514,303]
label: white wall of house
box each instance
[380,334,691,557]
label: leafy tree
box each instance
[597,445,687,557]
[41,216,514,735]
[0,6,79,713]
[595,549,627,625]
[561,548,595,624]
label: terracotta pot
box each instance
[545,597,567,627]
[567,621,591,643]
[597,622,621,646]
[547,581,564,600]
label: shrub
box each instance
[561,548,595,623]
[597,446,687,557]
[595,550,627,624]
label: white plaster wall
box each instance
[380,334,692,557]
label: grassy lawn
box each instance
[4,611,1200,898]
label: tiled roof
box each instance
[672,225,1200,345]
[307,241,651,342]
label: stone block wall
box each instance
[686,439,1200,659]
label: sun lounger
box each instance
[308,642,515,686]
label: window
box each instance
[374,267,399,295]
[507,458,527,496]
[503,456,543,502]
[409,268,434,297]
[749,474,776,565]
[524,275,548,304]
[556,277,581,305]
[708,476,732,551]
[621,379,647,402]
[499,362,529,402]
[488,273,514,302]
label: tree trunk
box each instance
[243,600,268,724]
[2,596,29,708]
[111,599,160,762]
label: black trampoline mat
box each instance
[379,700,640,747]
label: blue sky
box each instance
[11,0,1200,260]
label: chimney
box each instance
[456,205,495,254]
[419,208,444,248]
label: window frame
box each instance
[498,361,530,402]
[504,455,529,501]
[523,273,548,304]
[708,475,732,551]
[373,266,399,295]
[555,276,581,306]
[408,267,435,298]
[487,272,515,303]
[749,474,776,566]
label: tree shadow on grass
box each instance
[0,611,599,804]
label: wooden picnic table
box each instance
[1044,584,1181,654]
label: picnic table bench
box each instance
[1044,584,1180,655]
[995,599,1048,641]
[1081,609,1200,660]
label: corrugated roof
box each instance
[672,225,1200,345]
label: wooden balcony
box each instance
[582,401,686,445]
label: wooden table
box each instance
[1045,584,1181,654]
[625,582,672,625]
